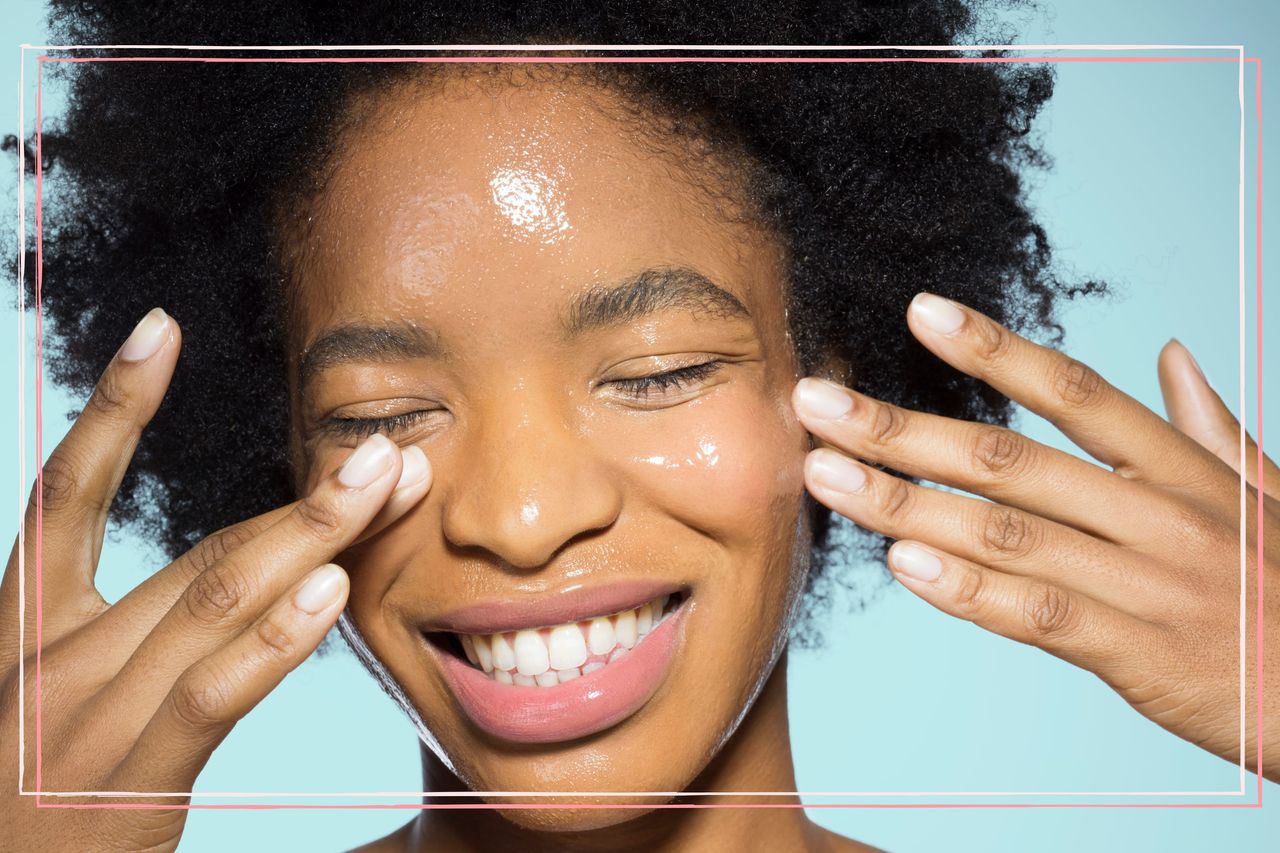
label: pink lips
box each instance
[430,602,686,744]
[427,580,682,635]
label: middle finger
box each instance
[88,434,427,717]
[803,447,1172,615]
[793,377,1173,547]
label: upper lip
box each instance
[422,580,685,635]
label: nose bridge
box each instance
[441,384,621,569]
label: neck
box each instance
[406,652,820,852]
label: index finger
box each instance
[905,292,1229,487]
[81,443,428,655]
[1,309,180,638]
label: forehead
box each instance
[291,71,785,347]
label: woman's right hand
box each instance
[0,308,432,852]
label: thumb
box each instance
[1158,338,1278,495]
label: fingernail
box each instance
[889,542,943,582]
[395,446,430,492]
[807,449,868,494]
[119,308,170,362]
[294,564,346,614]
[338,434,396,488]
[1175,339,1217,393]
[795,377,855,420]
[910,292,966,336]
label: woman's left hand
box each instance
[791,292,1279,781]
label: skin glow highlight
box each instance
[284,67,821,839]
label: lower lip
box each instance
[434,604,685,744]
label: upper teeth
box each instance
[455,593,673,687]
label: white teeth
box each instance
[587,616,615,656]
[513,629,550,676]
[548,624,588,671]
[452,592,679,687]
[636,602,653,636]
[460,634,479,667]
[490,632,516,672]
[615,609,638,649]
[474,637,494,673]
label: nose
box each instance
[440,391,623,570]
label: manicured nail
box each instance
[795,377,855,420]
[294,564,346,614]
[889,542,943,582]
[910,293,966,336]
[807,449,868,494]
[1173,338,1216,392]
[338,434,396,488]
[119,308,170,362]
[395,446,430,492]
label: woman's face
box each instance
[286,70,812,821]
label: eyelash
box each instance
[325,409,435,439]
[323,360,724,439]
[608,359,724,399]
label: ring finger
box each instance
[804,447,1171,615]
[88,434,427,721]
[882,539,1155,680]
[793,378,1167,546]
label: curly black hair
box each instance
[17,0,1101,646]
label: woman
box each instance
[3,0,1276,850]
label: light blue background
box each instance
[2,1,1278,850]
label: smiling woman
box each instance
[286,75,813,788]
[3,1,1278,852]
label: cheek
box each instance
[610,390,809,549]
[337,384,810,624]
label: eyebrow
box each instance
[560,266,751,337]
[298,265,751,390]
[298,323,445,391]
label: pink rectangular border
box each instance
[16,48,1266,811]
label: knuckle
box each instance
[168,670,232,730]
[973,317,1013,362]
[1022,582,1077,638]
[979,506,1040,559]
[1052,358,1105,408]
[291,495,345,542]
[878,475,915,522]
[954,565,988,613]
[972,427,1031,480]
[868,402,908,446]
[35,450,82,515]
[183,564,250,626]
[86,368,135,420]
[255,617,295,657]
[191,524,258,577]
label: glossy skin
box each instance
[287,70,817,837]
[1,68,1275,853]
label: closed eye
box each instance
[320,361,726,439]
[608,360,724,400]
[322,409,440,439]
